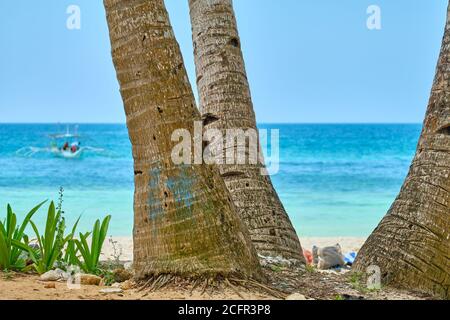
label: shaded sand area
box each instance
[0,237,433,300]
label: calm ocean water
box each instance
[0,123,421,237]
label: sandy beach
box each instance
[1,236,433,301]
[1,235,430,301]
[100,237,367,262]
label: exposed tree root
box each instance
[225,278,244,299]
[135,274,287,299]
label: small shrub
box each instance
[270,265,283,273]
[4,190,111,277]
[349,271,380,293]
[305,264,316,273]
[99,269,116,286]
[0,202,45,270]
[72,215,111,274]
[15,201,80,274]
[106,236,123,270]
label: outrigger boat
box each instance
[49,125,84,158]
[16,125,105,159]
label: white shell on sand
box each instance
[99,288,123,294]
[40,269,68,281]
[285,293,308,300]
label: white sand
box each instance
[101,236,366,262]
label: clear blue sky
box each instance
[0,0,447,123]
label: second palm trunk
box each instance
[188,0,305,263]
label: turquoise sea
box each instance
[0,123,421,237]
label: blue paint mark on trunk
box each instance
[147,167,164,221]
[166,166,196,218]
[147,166,197,222]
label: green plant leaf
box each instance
[16,201,47,240]
[0,228,10,269]
[29,221,43,253]
[43,202,56,260]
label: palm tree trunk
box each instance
[188,0,304,263]
[354,4,450,299]
[103,0,262,281]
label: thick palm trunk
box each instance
[188,0,304,263]
[354,5,450,298]
[103,0,262,280]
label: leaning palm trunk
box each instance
[188,0,304,263]
[354,5,450,299]
[103,0,262,280]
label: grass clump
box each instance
[270,265,283,273]
[0,201,45,270]
[16,201,80,274]
[1,188,112,277]
[305,264,316,273]
[349,272,381,294]
[72,215,111,274]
